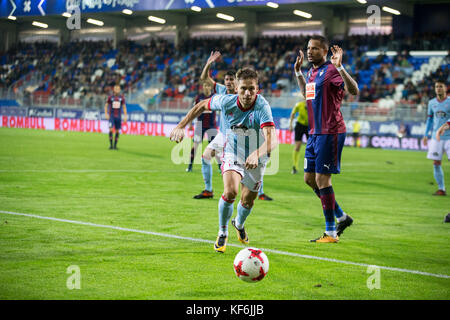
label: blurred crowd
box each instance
[0,32,448,107]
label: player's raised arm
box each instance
[245,125,278,170]
[200,51,221,88]
[170,99,210,143]
[331,45,359,96]
[294,50,306,98]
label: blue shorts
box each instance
[304,133,346,174]
[109,117,122,130]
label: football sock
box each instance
[189,147,195,165]
[218,195,234,236]
[201,157,213,192]
[314,188,345,221]
[334,202,346,221]
[114,132,119,147]
[258,180,264,196]
[434,164,445,191]
[292,149,300,170]
[109,132,113,146]
[319,186,337,238]
[236,201,253,230]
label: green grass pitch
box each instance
[0,127,449,300]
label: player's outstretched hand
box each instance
[330,45,343,68]
[245,153,259,170]
[294,50,304,73]
[207,51,221,65]
[170,127,185,143]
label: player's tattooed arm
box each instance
[170,99,209,143]
[294,50,307,98]
[200,51,221,87]
[331,45,359,96]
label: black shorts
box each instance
[295,123,309,142]
[109,117,122,130]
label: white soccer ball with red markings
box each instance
[233,247,269,283]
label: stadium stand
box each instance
[0,33,448,115]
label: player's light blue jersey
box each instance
[208,94,275,164]
[214,82,228,133]
[425,97,450,140]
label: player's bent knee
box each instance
[304,174,316,188]
[315,174,332,189]
[223,190,238,201]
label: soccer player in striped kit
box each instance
[294,36,359,243]
[105,84,127,150]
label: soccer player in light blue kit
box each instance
[171,68,278,253]
[193,51,274,201]
[423,79,450,196]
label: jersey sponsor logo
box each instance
[112,101,121,109]
[305,83,316,100]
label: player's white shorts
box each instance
[206,131,225,154]
[221,153,265,193]
[426,138,450,161]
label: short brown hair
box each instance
[225,70,236,78]
[309,35,329,51]
[236,68,259,81]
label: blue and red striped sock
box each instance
[314,188,345,221]
[319,186,337,237]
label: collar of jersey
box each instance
[312,60,331,71]
[237,95,258,112]
[436,96,448,103]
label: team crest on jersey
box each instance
[435,111,447,118]
[319,70,324,77]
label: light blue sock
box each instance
[434,165,446,191]
[201,157,213,192]
[236,201,253,229]
[258,180,264,196]
[218,195,234,236]
[335,201,346,220]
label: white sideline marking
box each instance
[1,210,449,280]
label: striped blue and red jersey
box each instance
[305,61,346,135]
[107,95,126,118]
[195,93,216,129]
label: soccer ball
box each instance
[233,247,269,283]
